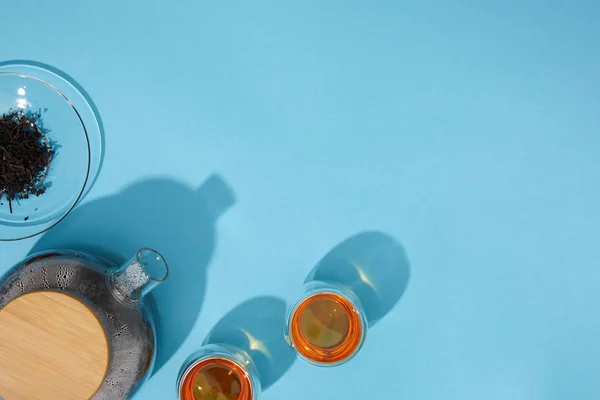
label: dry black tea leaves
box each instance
[0,110,55,213]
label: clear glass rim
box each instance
[177,347,258,400]
[286,286,368,367]
[0,70,91,241]
[136,247,169,282]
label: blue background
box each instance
[2,1,600,399]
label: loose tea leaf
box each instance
[0,110,54,213]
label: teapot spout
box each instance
[108,248,168,303]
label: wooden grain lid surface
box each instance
[0,291,109,400]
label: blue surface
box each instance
[1,1,600,399]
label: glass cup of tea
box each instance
[177,344,261,400]
[285,281,368,366]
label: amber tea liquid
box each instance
[179,356,253,400]
[289,291,364,365]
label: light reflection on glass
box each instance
[16,98,29,109]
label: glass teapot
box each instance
[0,248,168,399]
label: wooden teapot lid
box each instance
[0,291,109,400]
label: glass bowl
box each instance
[0,70,91,241]
[177,344,261,400]
[285,281,368,367]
